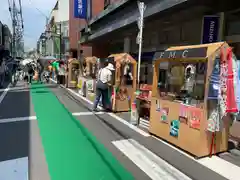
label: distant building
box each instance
[2,24,12,53]
[44,0,69,59]
[0,21,3,46]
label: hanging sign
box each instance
[86,79,94,91]
[202,16,220,44]
[74,0,88,19]
[153,47,207,60]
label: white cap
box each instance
[106,63,115,71]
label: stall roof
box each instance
[108,53,136,64]
[85,56,98,64]
[153,42,226,61]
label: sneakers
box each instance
[92,108,99,112]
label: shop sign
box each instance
[86,79,94,91]
[74,0,87,19]
[153,47,207,60]
[202,16,220,44]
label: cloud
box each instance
[0,0,56,50]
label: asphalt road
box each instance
[0,81,230,180]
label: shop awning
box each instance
[131,51,155,62]
[153,42,225,61]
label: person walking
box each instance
[58,61,65,84]
[27,63,34,84]
[93,63,115,112]
[37,59,44,83]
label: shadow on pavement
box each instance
[0,83,32,163]
[0,121,29,162]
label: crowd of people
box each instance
[0,46,116,112]
[0,45,20,87]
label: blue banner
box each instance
[74,0,87,19]
[202,16,220,44]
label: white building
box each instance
[45,0,69,58]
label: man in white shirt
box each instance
[93,63,115,111]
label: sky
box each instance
[1,0,56,51]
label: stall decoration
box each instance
[78,77,86,96]
[189,106,201,130]
[160,107,169,123]
[170,120,180,137]
[179,104,188,124]
[130,100,138,125]
[156,99,160,111]
[207,47,239,132]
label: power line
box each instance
[27,0,49,18]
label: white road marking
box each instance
[197,156,240,180]
[108,113,150,137]
[0,84,10,104]
[152,136,195,160]
[0,112,105,124]
[50,79,150,137]
[152,136,240,180]
[72,111,104,116]
[112,139,192,180]
[0,157,28,180]
[0,116,37,123]
[0,86,24,92]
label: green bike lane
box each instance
[30,83,134,180]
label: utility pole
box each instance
[8,0,24,58]
[59,23,62,61]
[137,1,146,87]
[12,0,16,58]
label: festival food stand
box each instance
[78,56,98,101]
[66,58,80,88]
[149,42,237,158]
[109,53,137,112]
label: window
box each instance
[158,62,207,106]
[104,0,110,9]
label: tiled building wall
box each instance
[69,0,105,57]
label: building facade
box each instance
[2,24,12,53]
[69,0,105,57]
[79,0,240,58]
[44,0,70,59]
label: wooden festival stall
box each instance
[77,56,98,101]
[66,58,80,88]
[150,42,232,158]
[108,53,137,112]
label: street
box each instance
[0,81,238,180]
